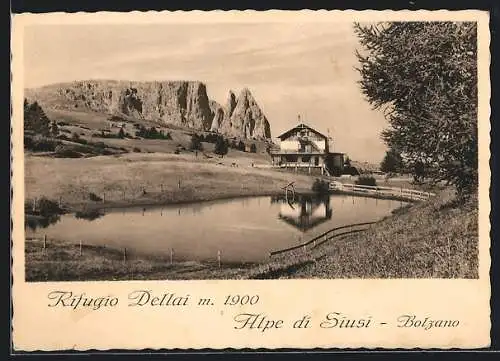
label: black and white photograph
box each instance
[11,9,492,352]
[21,14,480,282]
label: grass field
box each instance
[25,238,253,281]
[25,151,316,212]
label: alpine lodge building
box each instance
[270,122,345,176]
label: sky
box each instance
[23,22,389,163]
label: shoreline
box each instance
[24,187,478,280]
[27,187,424,217]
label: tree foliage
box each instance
[214,135,229,157]
[24,99,51,136]
[354,22,477,196]
[50,120,59,137]
[380,148,404,174]
[189,134,203,151]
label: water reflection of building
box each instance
[273,195,333,232]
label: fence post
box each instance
[79,240,82,256]
[303,245,307,254]
[217,250,221,269]
[32,198,37,213]
[103,192,106,203]
[58,196,62,209]
[43,234,47,254]
[170,248,174,265]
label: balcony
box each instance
[270,149,325,155]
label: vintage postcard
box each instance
[11,10,491,351]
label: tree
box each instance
[250,143,257,153]
[190,134,203,151]
[354,22,477,196]
[118,127,125,139]
[24,100,50,135]
[50,120,59,137]
[214,136,228,157]
[380,148,404,174]
[413,161,426,184]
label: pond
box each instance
[25,195,406,263]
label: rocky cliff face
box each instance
[26,80,271,139]
[208,89,271,139]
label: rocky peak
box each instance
[226,90,237,118]
[25,80,272,139]
[218,88,271,139]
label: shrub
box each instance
[250,143,257,153]
[190,134,203,151]
[343,166,360,176]
[135,125,171,140]
[88,192,103,202]
[312,178,330,195]
[56,134,70,141]
[24,135,59,152]
[34,197,63,217]
[133,147,141,153]
[214,136,229,157]
[92,141,107,149]
[24,135,33,150]
[355,176,377,187]
[73,137,88,145]
[54,145,83,158]
[75,209,104,221]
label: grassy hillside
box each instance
[25,152,315,211]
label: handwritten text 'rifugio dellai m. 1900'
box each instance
[46,290,461,332]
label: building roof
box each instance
[276,123,328,140]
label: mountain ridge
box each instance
[25,80,272,139]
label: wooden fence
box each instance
[269,221,377,257]
[329,182,435,201]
